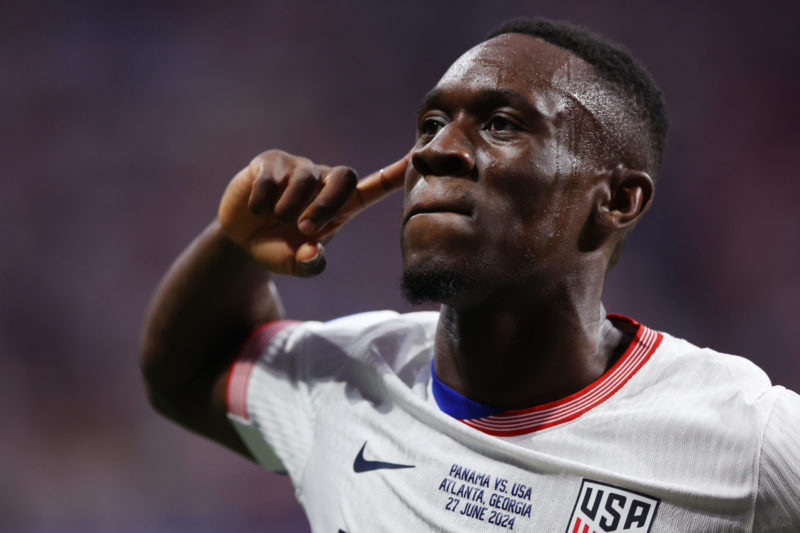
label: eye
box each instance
[485,115,519,132]
[419,116,446,138]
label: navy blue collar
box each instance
[431,360,505,420]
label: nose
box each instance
[412,122,475,177]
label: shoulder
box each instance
[623,327,780,460]
[759,386,800,458]
[290,310,438,352]
[759,386,800,439]
[620,325,800,507]
[267,310,439,376]
[754,386,800,528]
[303,309,438,338]
[647,329,774,403]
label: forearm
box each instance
[140,220,282,413]
[139,150,407,452]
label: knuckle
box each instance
[333,166,359,186]
[296,156,315,168]
[250,155,276,181]
[251,149,284,168]
[251,150,316,179]
[292,170,318,188]
[253,173,280,190]
[253,171,281,191]
[289,156,315,176]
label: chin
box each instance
[400,258,484,306]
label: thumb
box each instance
[294,242,327,277]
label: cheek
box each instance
[488,136,592,220]
[482,147,561,227]
[479,183,560,268]
[485,175,588,270]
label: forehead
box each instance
[434,33,602,118]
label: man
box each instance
[140,18,799,532]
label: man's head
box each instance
[401,18,667,306]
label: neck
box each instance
[433,280,626,410]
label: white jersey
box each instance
[226,311,800,532]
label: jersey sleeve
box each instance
[226,320,310,474]
[224,310,416,481]
[753,386,800,531]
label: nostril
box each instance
[411,152,433,176]
[413,150,472,178]
[440,155,468,176]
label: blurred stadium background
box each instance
[2,0,799,531]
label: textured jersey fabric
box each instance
[226,311,800,532]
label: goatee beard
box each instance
[401,266,475,305]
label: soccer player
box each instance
[140,18,800,531]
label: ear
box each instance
[596,165,654,231]
[580,166,654,253]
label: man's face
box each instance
[400,33,607,305]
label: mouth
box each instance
[403,204,473,225]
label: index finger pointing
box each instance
[339,151,411,217]
[311,151,411,241]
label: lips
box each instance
[403,201,473,224]
[402,177,476,226]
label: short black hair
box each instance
[487,17,668,179]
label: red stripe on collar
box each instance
[459,316,662,437]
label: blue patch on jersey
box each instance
[431,361,505,419]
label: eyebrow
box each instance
[416,87,544,122]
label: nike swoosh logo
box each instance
[353,441,415,473]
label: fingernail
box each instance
[298,219,316,235]
[297,247,325,277]
[298,252,319,266]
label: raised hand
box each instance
[218,150,409,277]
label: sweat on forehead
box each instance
[428,33,629,171]
[437,34,596,93]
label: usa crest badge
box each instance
[565,479,659,533]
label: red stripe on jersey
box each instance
[459,316,662,437]
[226,320,299,421]
[571,517,592,533]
